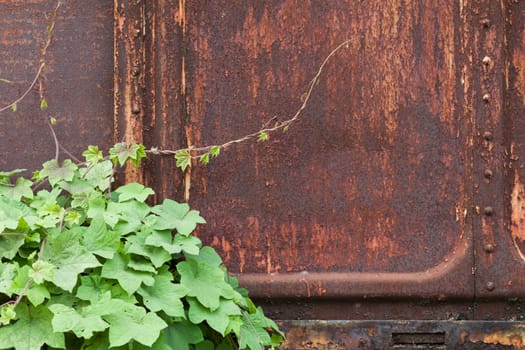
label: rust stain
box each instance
[470,329,525,348]
[512,29,525,105]
[511,168,525,262]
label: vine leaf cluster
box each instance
[0,146,284,349]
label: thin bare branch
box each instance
[145,39,353,158]
[0,0,61,113]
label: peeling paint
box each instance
[511,169,525,262]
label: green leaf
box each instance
[76,277,136,305]
[0,303,65,350]
[39,159,78,186]
[59,177,94,196]
[149,199,206,235]
[109,142,147,167]
[43,229,101,292]
[0,232,25,260]
[0,168,26,180]
[137,266,188,318]
[28,260,55,284]
[186,246,223,267]
[64,210,82,226]
[257,132,268,142]
[11,103,17,112]
[9,265,50,306]
[210,145,221,157]
[283,123,290,132]
[81,217,120,259]
[175,149,192,171]
[86,196,106,218]
[239,308,284,350]
[82,145,104,164]
[103,304,167,347]
[0,304,16,326]
[128,258,156,273]
[0,196,23,232]
[0,177,33,200]
[48,303,109,339]
[188,298,241,335]
[49,116,57,125]
[82,160,113,191]
[107,200,150,234]
[163,320,203,350]
[114,183,154,202]
[145,230,202,255]
[0,263,17,296]
[177,259,236,311]
[40,98,48,110]
[196,340,215,350]
[199,152,210,165]
[125,231,172,268]
[101,253,154,295]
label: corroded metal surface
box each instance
[139,0,186,203]
[4,3,525,347]
[114,0,146,184]
[474,0,525,298]
[0,1,114,172]
[179,1,474,298]
[278,320,525,349]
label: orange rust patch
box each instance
[511,168,525,262]
[470,329,525,348]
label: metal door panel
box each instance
[175,1,474,299]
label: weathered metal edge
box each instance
[278,320,525,349]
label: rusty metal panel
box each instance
[279,320,525,349]
[0,1,114,171]
[176,1,474,300]
[141,0,186,203]
[474,0,525,298]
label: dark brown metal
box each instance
[114,0,146,184]
[474,0,525,298]
[140,0,186,203]
[0,1,114,172]
[182,0,473,300]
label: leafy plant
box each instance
[0,144,284,350]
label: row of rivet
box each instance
[480,18,495,292]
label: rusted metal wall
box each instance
[176,0,473,299]
[3,0,525,348]
[137,0,525,330]
[0,1,114,172]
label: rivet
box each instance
[132,104,141,114]
[484,206,494,216]
[484,169,493,179]
[486,281,495,291]
[484,244,495,253]
[131,66,141,76]
[481,19,491,28]
[483,131,493,141]
[482,56,492,66]
[483,94,490,103]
